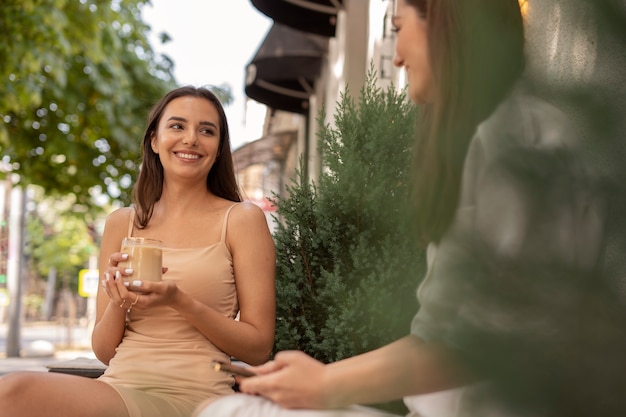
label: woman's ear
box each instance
[151,134,159,154]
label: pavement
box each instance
[0,321,97,376]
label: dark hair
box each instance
[407,0,526,246]
[132,86,242,228]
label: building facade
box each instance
[233,0,402,223]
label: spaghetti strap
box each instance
[127,208,136,237]
[220,204,238,243]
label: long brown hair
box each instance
[407,0,525,246]
[132,86,242,228]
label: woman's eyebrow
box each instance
[166,116,217,129]
[199,120,218,129]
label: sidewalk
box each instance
[0,321,96,376]
[0,349,97,375]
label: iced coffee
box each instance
[118,237,162,282]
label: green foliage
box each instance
[25,186,99,292]
[0,0,176,212]
[207,83,234,107]
[272,69,425,364]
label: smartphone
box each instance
[211,361,256,378]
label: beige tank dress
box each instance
[98,205,239,417]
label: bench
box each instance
[45,357,107,378]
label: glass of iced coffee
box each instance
[118,237,162,282]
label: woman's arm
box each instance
[323,335,469,406]
[91,208,132,364]
[237,335,469,409]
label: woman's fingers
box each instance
[102,270,130,298]
[101,272,112,297]
[108,252,128,267]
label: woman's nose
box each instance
[393,54,403,68]
[182,132,198,146]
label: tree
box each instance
[0,0,176,212]
[25,186,99,295]
[273,69,425,363]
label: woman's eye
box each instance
[201,128,216,136]
[170,123,183,130]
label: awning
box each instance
[245,23,328,114]
[250,0,343,37]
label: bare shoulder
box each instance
[228,201,267,225]
[103,207,134,232]
[100,207,135,253]
[226,201,272,238]
[225,202,274,256]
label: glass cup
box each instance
[117,237,162,282]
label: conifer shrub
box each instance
[272,69,425,363]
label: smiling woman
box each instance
[150,97,221,181]
[133,87,240,228]
[0,86,277,417]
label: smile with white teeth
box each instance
[176,152,200,160]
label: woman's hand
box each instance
[100,252,135,310]
[126,279,179,309]
[100,251,170,312]
[238,351,333,409]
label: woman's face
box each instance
[393,0,433,104]
[151,96,221,182]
